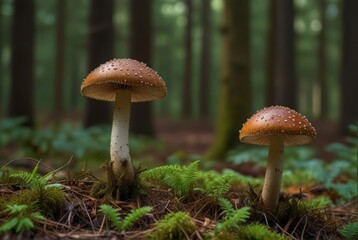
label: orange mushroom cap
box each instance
[81,58,167,102]
[239,106,316,146]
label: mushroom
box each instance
[239,106,316,210]
[81,59,167,188]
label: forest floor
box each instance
[0,117,356,239]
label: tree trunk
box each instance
[0,1,3,113]
[84,0,113,127]
[8,0,35,127]
[70,54,80,113]
[341,0,358,131]
[205,0,251,161]
[129,0,155,136]
[266,0,296,109]
[318,0,328,119]
[199,0,212,118]
[182,0,193,118]
[265,0,276,106]
[54,0,66,120]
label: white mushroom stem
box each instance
[262,135,285,210]
[110,89,134,184]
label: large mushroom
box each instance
[239,106,316,210]
[81,59,167,190]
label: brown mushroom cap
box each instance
[239,106,316,146]
[81,58,167,102]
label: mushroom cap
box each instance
[239,106,316,146]
[81,59,167,102]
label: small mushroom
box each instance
[239,106,316,210]
[81,59,167,188]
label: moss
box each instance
[0,173,28,189]
[8,187,65,218]
[0,166,66,219]
[147,211,197,240]
[237,223,289,240]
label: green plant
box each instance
[212,204,288,239]
[148,211,197,240]
[99,204,152,232]
[236,223,289,240]
[2,162,53,189]
[0,204,45,233]
[340,221,358,240]
[194,171,231,200]
[215,206,250,233]
[300,196,332,210]
[141,161,199,199]
[0,162,66,217]
[141,161,262,204]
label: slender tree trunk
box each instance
[205,0,251,161]
[182,0,193,118]
[266,0,276,106]
[70,54,79,112]
[129,0,155,136]
[318,0,328,119]
[266,0,296,108]
[84,0,113,127]
[54,0,66,120]
[8,0,35,127]
[341,0,358,131]
[0,1,3,113]
[199,0,212,118]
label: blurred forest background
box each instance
[0,0,357,166]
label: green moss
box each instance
[8,187,65,218]
[237,223,289,240]
[147,211,197,240]
[0,164,66,219]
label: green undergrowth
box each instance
[340,221,358,240]
[0,204,45,233]
[99,204,152,232]
[148,211,197,240]
[140,160,262,201]
[139,161,344,239]
[0,163,65,235]
[0,158,350,238]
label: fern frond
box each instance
[148,211,197,240]
[195,171,231,200]
[9,162,53,189]
[99,204,152,232]
[218,197,235,217]
[215,207,250,233]
[340,221,358,240]
[141,161,199,199]
[121,206,152,231]
[140,164,182,182]
[99,204,122,230]
[0,218,19,233]
[0,204,45,233]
